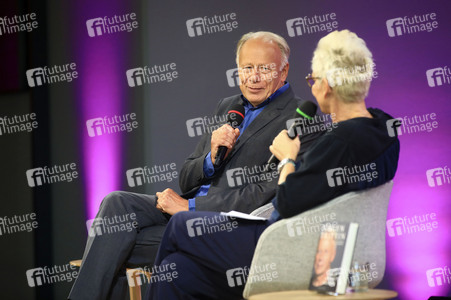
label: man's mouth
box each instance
[247,86,263,92]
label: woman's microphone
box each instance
[266,101,318,170]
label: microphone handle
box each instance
[213,146,228,168]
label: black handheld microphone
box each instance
[266,101,318,170]
[213,104,245,167]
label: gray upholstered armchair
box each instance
[245,181,394,298]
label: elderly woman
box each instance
[145,30,400,299]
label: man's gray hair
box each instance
[311,30,375,103]
[236,31,290,69]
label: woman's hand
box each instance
[269,130,300,161]
[269,130,300,185]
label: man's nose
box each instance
[248,71,261,83]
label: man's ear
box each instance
[280,63,289,82]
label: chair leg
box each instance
[126,268,152,300]
[71,259,152,300]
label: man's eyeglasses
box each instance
[305,73,321,88]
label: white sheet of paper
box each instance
[220,210,267,221]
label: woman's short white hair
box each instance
[312,30,374,103]
[236,31,290,70]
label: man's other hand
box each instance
[156,188,189,215]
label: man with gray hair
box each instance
[69,31,321,300]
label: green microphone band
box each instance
[296,108,313,120]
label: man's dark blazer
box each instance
[179,85,320,213]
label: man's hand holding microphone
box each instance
[212,104,245,167]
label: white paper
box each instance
[220,210,267,221]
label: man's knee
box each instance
[172,211,191,219]
[168,211,192,227]
[100,191,131,211]
[161,212,189,237]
